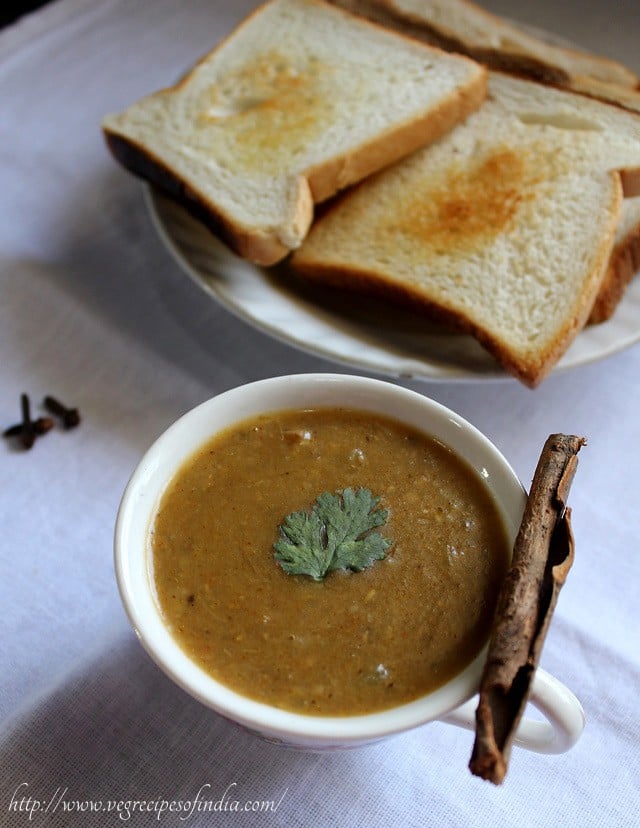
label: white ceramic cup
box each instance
[114,373,585,752]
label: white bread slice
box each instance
[291,73,640,386]
[330,0,640,112]
[377,0,639,90]
[102,0,486,266]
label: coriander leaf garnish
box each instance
[274,487,391,581]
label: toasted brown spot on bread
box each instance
[389,149,534,250]
[194,51,335,174]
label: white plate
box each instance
[146,187,640,383]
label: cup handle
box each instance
[440,668,585,754]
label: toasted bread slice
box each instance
[102,0,486,265]
[329,0,640,326]
[331,1,640,108]
[291,73,640,386]
[377,1,640,325]
[377,0,639,89]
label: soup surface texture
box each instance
[152,408,510,715]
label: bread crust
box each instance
[304,68,487,201]
[589,217,640,323]
[104,131,311,266]
[383,3,569,85]
[565,77,640,116]
[332,0,568,84]
[375,0,639,89]
[619,167,640,199]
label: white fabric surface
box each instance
[1,0,638,825]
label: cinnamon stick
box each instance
[469,433,586,784]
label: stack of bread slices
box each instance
[103,0,640,387]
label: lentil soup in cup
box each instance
[114,374,584,752]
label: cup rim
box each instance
[114,373,526,746]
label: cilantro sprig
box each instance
[274,487,391,581]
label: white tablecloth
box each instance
[1,1,638,825]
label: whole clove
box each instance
[43,395,81,429]
[2,394,55,450]
[3,391,80,452]
[3,417,54,439]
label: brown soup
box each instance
[151,408,510,716]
